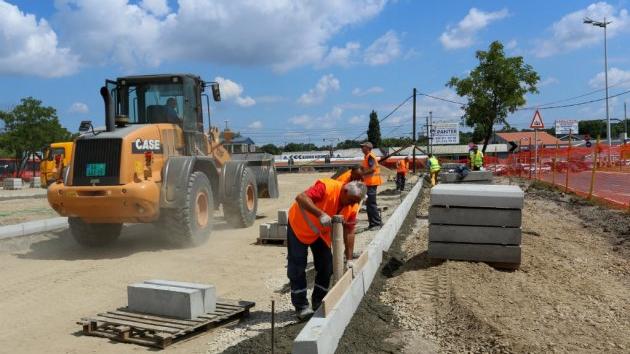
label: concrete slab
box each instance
[3,178,23,190]
[429,224,521,245]
[0,217,68,240]
[127,283,204,319]
[428,242,521,264]
[259,223,270,238]
[441,163,466,170]
[143,280,216,313]
[439,171,493,183]
[269,222,278,239]
[277,225,288,238]
[429,206,521,227]
[277,209,289,225]
[430,184,524,209]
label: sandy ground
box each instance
[0,197,56,225]
[0,172,411,354]
[371,178,630,353]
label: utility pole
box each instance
[412,88,417,173]
[625,102,628,140]
[584,16,612,146]
[429,111,433,155]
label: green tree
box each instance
[282,142,319,152]
[447,41,539,152]
[258,143,281,155]
[367,110,381,147]
[335,139,361,149]
[380,136,413,148]
[0,97,73,177]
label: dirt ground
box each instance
[355,178,630,354]
[0,172,409,354]
[0,196,56,225]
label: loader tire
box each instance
[266,167,279,198]
[160,171,213,247]
[69,217,122,247]
[224,167,257,228]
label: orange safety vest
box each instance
[288,178,359,247]
[336,169,352,184]
[396,160,408,174]
[362,151,382,186]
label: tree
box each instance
[367,110,381,147]
[282,142,319,152]
[447,41,539,152]
[258,143,281,155]
[380,136,413,148]
[0,97,73,177]
[335,139,361,149]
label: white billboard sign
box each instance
[555,120,579,135]
[430,122,459,145]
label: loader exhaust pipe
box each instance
[100,86,115,132]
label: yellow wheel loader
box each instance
[48,74,278,247]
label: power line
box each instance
[349,94,414,142]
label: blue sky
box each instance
[1,0,630,145]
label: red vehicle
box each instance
[0,158,41,181]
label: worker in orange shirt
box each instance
[287,179,367,320]
[335,166,364,184]
[360,141,382,229]
[395,157,410,192]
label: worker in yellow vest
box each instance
[395,157,409,192]
[469,145,484,171]
[287,179,366,320]
[428,153,441,187]
[360,141,382,229]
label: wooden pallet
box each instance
[78,298,255,349]
[256,237,287,246]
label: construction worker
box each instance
[395,157,410,192]
[335,166,364,184]
[287,179,367,320]
[470,145,484,171]
[360,141,382,229]
[428,153,441,187]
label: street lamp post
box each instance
[584,16,613,146]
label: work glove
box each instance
[346,260,354,270]
[319,213,332,227]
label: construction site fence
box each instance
[448,144,630,211]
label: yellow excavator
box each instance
[48,74,278,247]
[40,141,73,187]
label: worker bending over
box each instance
[395,157,410,192]
[287,179,367,320]
[470,145,484,171]
[335,165,364,184]
[428,153,441,187]
[360,141,382,229]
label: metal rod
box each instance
[565,130,572,192]
[332,215,345,283]
[271,300,275,354]
[589,136,600,199]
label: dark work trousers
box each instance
[366,185,382,227]
[286,222,333,311]
[395,172,406,191]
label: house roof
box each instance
[224,136,255,145]
[384,144,509,156]
[495,132,567,145]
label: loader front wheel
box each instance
[160,171,213,247]
[69,217,122,247]
[224,167,258,228]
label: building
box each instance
[493,131,567,149]
[223,136,256,154]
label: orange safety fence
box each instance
[481,144,630,210]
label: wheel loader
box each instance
[48,74,279,247]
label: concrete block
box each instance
[3,178,23,190]
[277,225,288,239]
[429,224,521,245]
[269,222,278,239]
[127,283,204,319]
[429,206,521,227]
[277,209,289,225]
[259,223,270,238]
[144,280,216,313]
[30,177,41,188]
[0,224,24,239]
[430,184,524,209]
[441,163,465,170]
[428,242,521,264]
[439,171,493,183]
[21,220,47,235]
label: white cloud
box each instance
[440,8,509,49]
[539,77,560,87]
[53,0,387,72]
[255,95,285,104]
[364,30,401,65]
[352,86,384,96]
[214,77,256,107]
[348,115,365,125]
[140,0,170,16]
[290,106,344,129]
[534,2,630,58]
[589,67,630,88]
[298,74,340,105]
[68,102,89,114]
[247,120,263,129]
[506,39,518,50]
[0,0,79,77]
[320,42,361,67]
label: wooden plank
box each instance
[321,269,353,317]
[87,330,161,348]
[98,313,190,330]
[110,310,204,325]
[89,316,181,334]
[115,325,130,340]
[352,251,369,276]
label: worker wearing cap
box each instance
[287,179,367,321]
[428,153,441,187]
[470,145,484,171]
[395,157,410,192]
[335,166,364,185]
[360,141,382,229]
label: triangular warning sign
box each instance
[530,110,544,129]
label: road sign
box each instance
[430,122,459,145]
[554,120,578,135]
[530,110,545,129]
[508,141,518,153]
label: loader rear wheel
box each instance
[224,167,257,228]
[160,171,213,247]
[68,217,122,247]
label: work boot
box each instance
[295,307,314,321]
